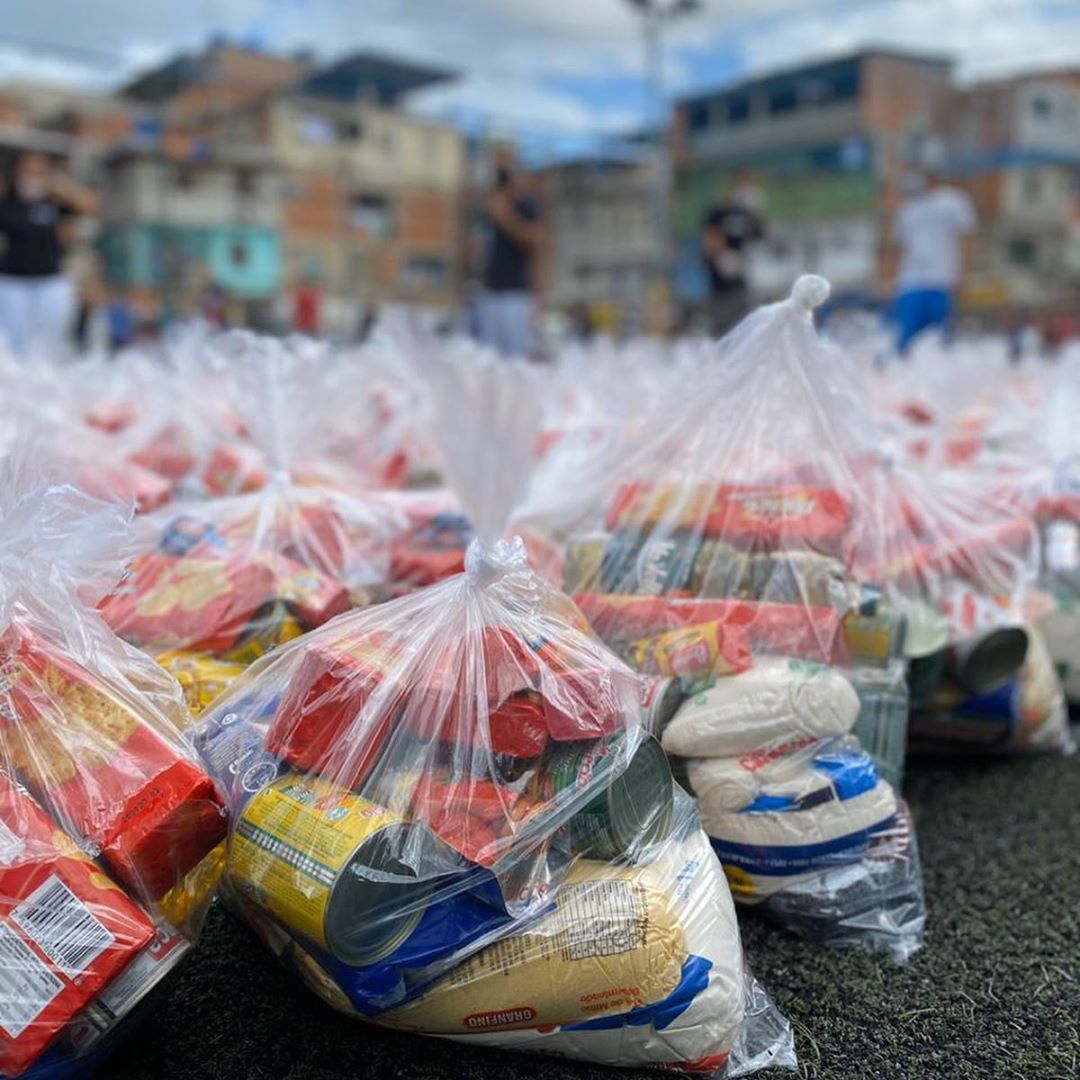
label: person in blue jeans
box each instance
[892,172,976,353]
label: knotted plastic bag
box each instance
[537,277,926,959]
[193,348,794,1074]
[97,332,411,714]
[0,455,226,1078]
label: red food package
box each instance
[201,444,268,497]
[0,627,227,900]
[0,772,154,1076]
[75,463,172,515]
[99,548,278,655]
[258,551,351,630]
[606,482,851,556]
[573,593,840,665]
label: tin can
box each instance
[533,735,673,861]
[562,534,608,595]
[637,676,686,738]
[947,626,1029,694]
[0,772,155,1077]
[228,774,461,967]
[0,626,228,900]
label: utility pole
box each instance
[624,0,702,334]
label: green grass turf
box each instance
[108,746,1080,1080]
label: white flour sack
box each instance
[660,659,860,759]
[383,827,755,1072]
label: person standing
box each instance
[892,172,976,353]
[0,151,98,359]
[476,149,544,358]
[700,168,765,336]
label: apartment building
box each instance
[951,72,1080,305]
[673,49,955,300]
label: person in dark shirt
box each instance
[476,147,545,358]
[701,168,765,336]
[0,151,98,359]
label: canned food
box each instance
[228,774,462,967]
[947,626,1029,694]
[638,676,686,738]
[533,735,673,862]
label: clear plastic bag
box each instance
[532,277,926,960]
[193,350,794,1074]
[97,333,414,714]
[0,457,226,1078]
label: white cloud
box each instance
[0,0,1077,137]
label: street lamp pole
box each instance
[625,0,701,335]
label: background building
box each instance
[950,71,1080,307]
[539,154,659,335]
[673,49,955,303]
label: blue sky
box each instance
[1,0,1078,157]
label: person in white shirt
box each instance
[892,172,976,352]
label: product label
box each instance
[383,864,685,1035]
[0,922,64,1039]
[229,776,400,947]
[12,876,115,978]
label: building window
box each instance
[350,193,392,236]
[236,168,256,196]
[768,84,798,116]
[175,164,196,190]
[1030,95,1053,120]
[403,255,447,289]
[727,92,750,125]
[1007,238,1037,267]
[687,100,710,133]
[1023,171,1042,204]
[338,118,363,141]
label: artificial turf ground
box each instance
[110,741,1080,1080]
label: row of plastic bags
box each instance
[0,276,1075,1079]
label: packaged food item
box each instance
[193,349,793,1074]
[0,466,224,1075]
[0,773,156,1077]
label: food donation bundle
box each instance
[188,354,794,1075]
[0,467,226,1077]
[538,278,927,958]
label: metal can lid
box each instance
[325,821,457,968]
[953,626,1029,694]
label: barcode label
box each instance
[0,922,64,1038]
[0,818,23,864]
[12,877,114,978]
